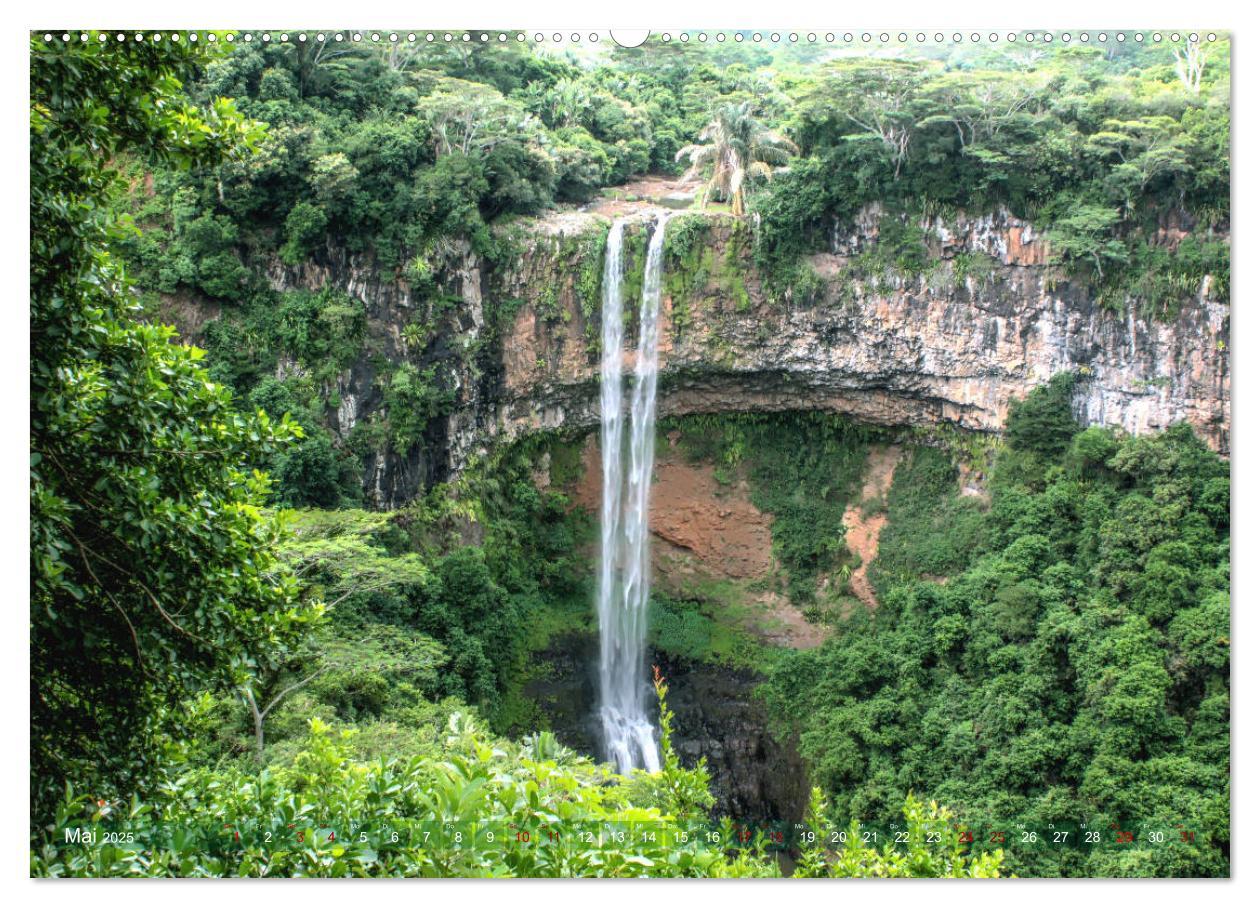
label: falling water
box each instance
[595,218,633,770]
[596,213,670,774]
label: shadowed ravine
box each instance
[526,632,811,825]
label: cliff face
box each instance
[259,204,1229,508]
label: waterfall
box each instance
[595,218,633,771]
[596,213,670,774]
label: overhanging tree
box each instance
[29,33,320,821]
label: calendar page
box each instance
[28,25,1231,882]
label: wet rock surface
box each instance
[651,651,811,826]
[523,632,810,825]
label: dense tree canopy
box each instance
[762,384,1230,877]
[30,34,320,820]
[750,43,1229,311]
[30,32,1229,879]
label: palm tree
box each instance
[675,101,799,215]
[546,77,591,128]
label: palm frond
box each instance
[680,101,799,213]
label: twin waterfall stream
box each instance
[596,214,670,774]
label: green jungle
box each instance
[30,30,1229,877]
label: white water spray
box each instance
[596,213,671,774]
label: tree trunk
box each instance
[252,708,266,766]
[241,687,266,766]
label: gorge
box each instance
[33,32,1231,877]
[220,202,1231,829]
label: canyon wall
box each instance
[258,204,1229,508]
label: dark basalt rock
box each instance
[521,631,810,826]
[650,651,811,826]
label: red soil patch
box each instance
[842,444,903,609]
[568,434,828,649]
[572,435,773,579]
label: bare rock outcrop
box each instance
[224,205,1227,508]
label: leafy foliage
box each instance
[752,44,1230,316]
[1005,371,1084,460]
[869,446,987,588]
[30,32,319,821]
[793,788,1003,878]
[31,711,769,878]
[763,403,1230,877]
[33,698,1002,878]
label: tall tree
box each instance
[676,100,798,215]
[29,33,319,820]
[800,60,927,179]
